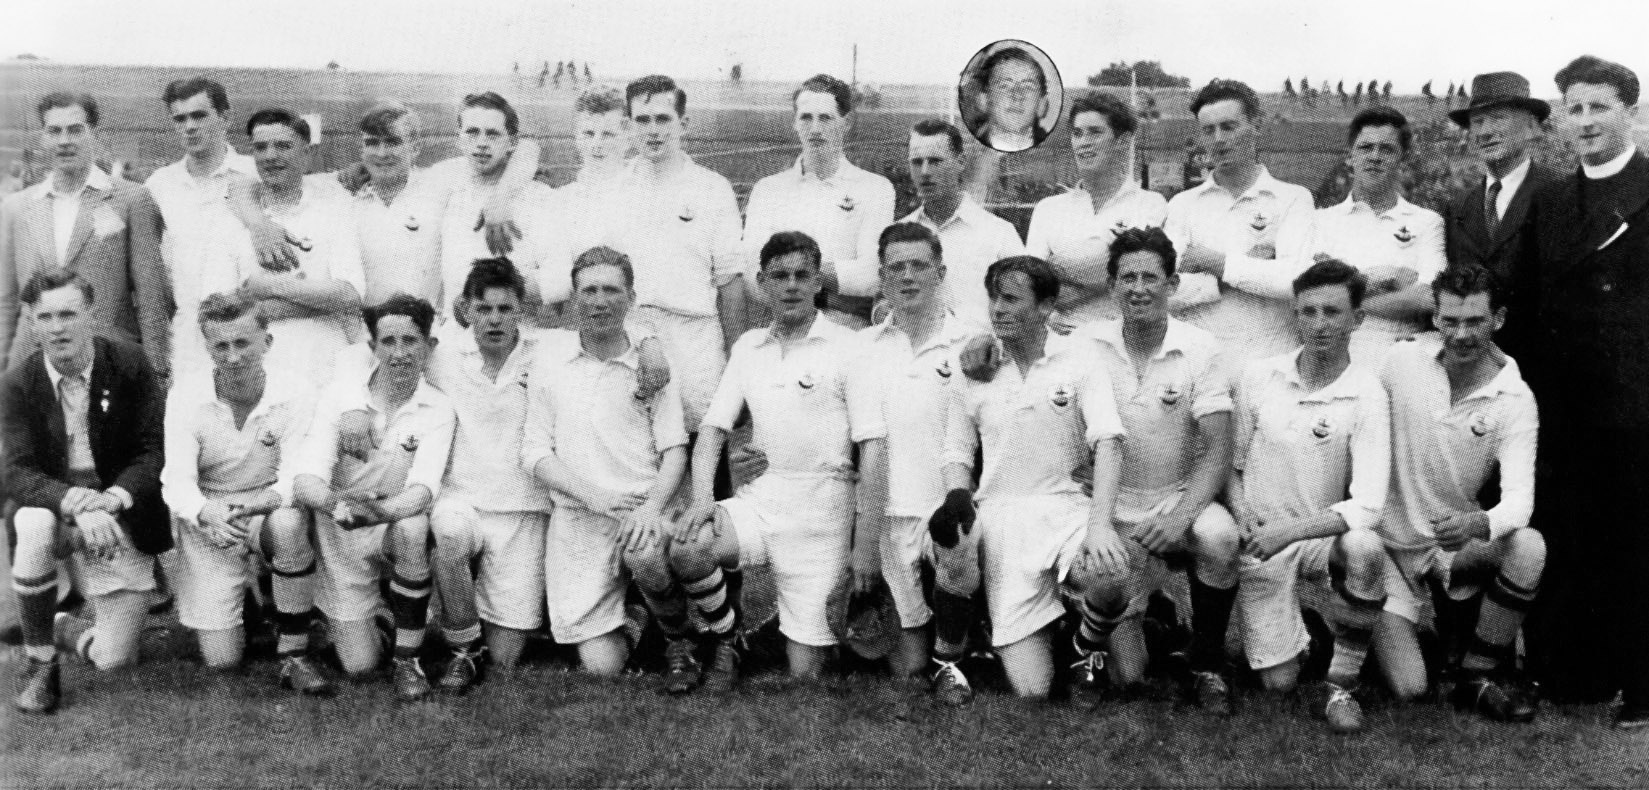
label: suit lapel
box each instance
[61,185,107,267]
[1554,155,1649,277]
[1456,178,1490,254]
[1489,173,1536,252]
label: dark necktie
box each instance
[1484,178,1503,240]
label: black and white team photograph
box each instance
[1,0,1647,786]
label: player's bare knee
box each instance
[667,534,718,580]
[12,507,58,558]
[624,541,672,591]
[1502,527,1546,578]
[1336,530,1385,577]
[1192,504,1241,563]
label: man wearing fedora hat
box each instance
[1443,72,1555,361]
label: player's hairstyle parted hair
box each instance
[245,108,311,141]
[1432,263,1506,312]
[197,291,268,330]
[37,92,100,127]
[1348,105,1412,153]
[625,75,687,118]
[359,100,421,140]
[1292,258,1368,309]
[571,246,636,290]
[759,231,823,271]
[461,257,528,304]
[574,86,626,116]
[20,268,93,306]
[878,222,944,265]
[985,255,1060,304]
[1068,91,1135,137]
[1555,55,1641,106]
[363,294,437,340]
[1190,78,1262,121]
[976,47,1046,95]
[1106,226,1178,279]
[162,77,230,115]
[460,92,519,136]
[911,118,965,157]
[793,74,855,116]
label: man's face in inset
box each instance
[169,91,229,156]
[41,105,96,175]
[458,107,515,178]
[627,92,686,163]
[980,56,1045,136]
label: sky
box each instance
[7,0,1649,98]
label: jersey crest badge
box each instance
[1049,383,1073,408]
[839,195,856,212]
[1311,415,1333,439]
[400,434,420,452]
[1469,412,1491,437]
[405,215,420,232]
[259,428,279,447]
[798,372,818,390]
[679,205,695,222]
[936,359,953,380]
[1160,384,1182,405]
[1393,226,1414,244]
[1250,213,1270,232]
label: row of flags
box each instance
[1283,78,1469,104]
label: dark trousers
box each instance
[1530,426,1649,705]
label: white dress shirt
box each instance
[161,372,315,526]
[1164,166,1317,360]
[48,167,114,265]
[702,316,885,480]
[1232,350,1389,533]
[743,157,896,298]
[1026,181,1168,323]
[606,157,744,318]
[1485,158,1531,222]
[520,329,688,510]
[944,344,1126,502]
[900,195,1024,328]
[1379,336,1538,548]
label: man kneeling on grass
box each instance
[668,231,888,693]
[522,247,689,681]
[162,292,328,695]
[930,255,1129,701]
[283,295,455,702]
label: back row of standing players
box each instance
[4,55,1636,730]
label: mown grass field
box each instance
[2,618,1644,789]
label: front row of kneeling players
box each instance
[8,225,1543,734]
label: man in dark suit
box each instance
[1520,55,1649,730]
[0,92,170,378]
[3,269,166,714]
[1443,72,1557,361]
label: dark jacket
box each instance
[2,335,168,554]
[1521,152,1649,431]
[1444,161,1558,360]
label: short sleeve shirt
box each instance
[355,171,447,305]
[743,157,896,299]
[702,316,885,479]
[606,157,744,318]
[425,330,550,512]
[1314,195,1447,337]
[900,196,1024,328]
[280,373,456,507]
[161,373,316,525]
[1026,182,1168,322]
